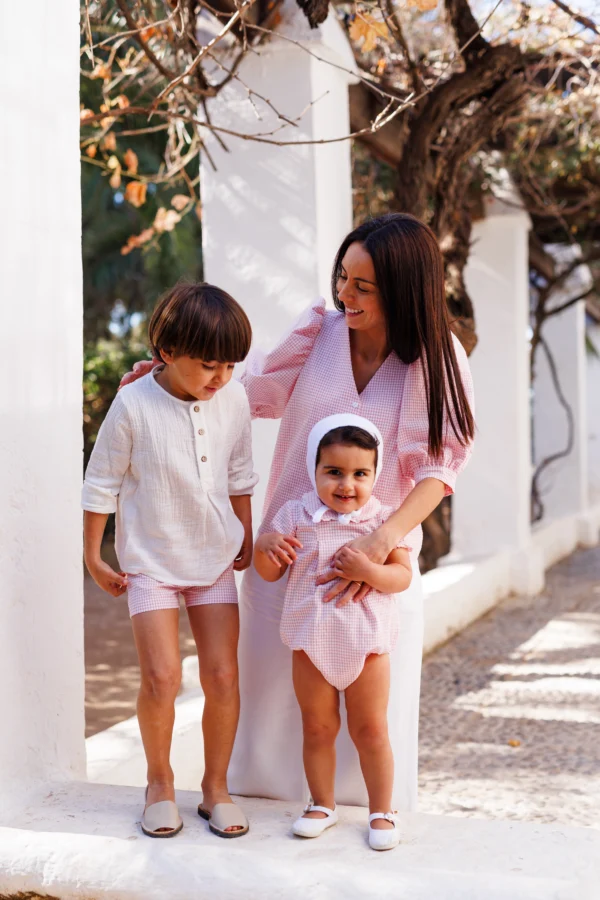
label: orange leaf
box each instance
[107,155,121,189]
[115,94,130,109]
[171,194,191,212]
[124,149,138,175]
[349,14,388,53]
[121,227,155,256]
[86,144,98,158]
[91,63,111,80]
[125,181,147,208]
[102,132,117,152]
[80,108,95,122]
[415,0,438,9]
[153,207,181,233]
[508,739,521,748]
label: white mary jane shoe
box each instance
[292,803,338,838]
[368,812,400,851]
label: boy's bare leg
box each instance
[187,603,241,831]
[131,609,181,809]
[345,653,394,830]
[292,650,340,819]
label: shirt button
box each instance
[194,405,200,413]
[198,429,205,436]
[201,455,207,462]
[352,401,359,408]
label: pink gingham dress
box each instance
[229,298,474,808]
[273,491,408,690]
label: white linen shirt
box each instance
[82,368,258,586]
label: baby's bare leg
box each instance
[345,653,394,830]
[292,650,340,818]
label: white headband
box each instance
[306,414,383,523]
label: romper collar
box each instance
[301,491,383,525]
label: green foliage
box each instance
[83,336,149,467]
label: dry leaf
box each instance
[124,149,138,175]
[91,63,111,80]
[107,155,121,189]
[376,57,387,75]
[86,144,98,158]
[102,132,117,152]
[80,108,95,122]
[121,227,155,256]
[415,0,438,9]
[349,14,389,53]
[508,739,521,747]
[125,181,147,208]
[154,207,181,233]
[115,94,130,109]
[171,194,191,212]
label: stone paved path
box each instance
[418,544,600,828]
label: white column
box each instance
[200,3,356,519]
[452,188,533,576]
[532,245,590,522]
[588,323,600,506]
[0,0,85,810]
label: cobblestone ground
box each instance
[418,544,600,828]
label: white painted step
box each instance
[1,782,598,899]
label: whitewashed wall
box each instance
[588,322,600,504]
[0,0,85,809]
[201,2,357,520]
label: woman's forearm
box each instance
[379,478,446,552]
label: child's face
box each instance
[315,443,376,514]
[160,352,235,401]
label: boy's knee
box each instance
[142,665,181,702]
[202,662,239,699]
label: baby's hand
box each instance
[256,532,302,569]
[87,559,128,597]
[331,546,372,583]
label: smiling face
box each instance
[336,242,386,334]
[157,352,235,402]
[315,443,377,514]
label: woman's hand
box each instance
[317,527,395,606]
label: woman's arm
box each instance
[326,546,411,607]
[317,477,444,602]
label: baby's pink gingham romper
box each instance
[272,491,409,691]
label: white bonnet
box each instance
[306,413,384,490]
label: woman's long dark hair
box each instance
[332,213,474,459]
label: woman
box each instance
[228,213,474,810]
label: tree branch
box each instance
[549,0,599,35]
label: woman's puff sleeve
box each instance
[397,334,475,497]
[241,298,326,420]
[228,388,260,496]
[82,392,133,513]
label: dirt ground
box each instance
[84,541,197,737]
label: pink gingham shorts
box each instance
[126,565,238,618]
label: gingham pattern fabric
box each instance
[272,491,409,690]
[127,565,238,618]
[82,368,257,586]
[243,298,474,558]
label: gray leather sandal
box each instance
[141,789,183,838]
[198,801,249,838]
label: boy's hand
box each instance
[87,559,128,597]
[256,532,302,569]
[234,535,254,571]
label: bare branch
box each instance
[549,0,599,35]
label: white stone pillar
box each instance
[532,245,590,523]
[452,187,534,584]
[200,3,356,519]
[588,322,600,506]
[0,0,85,811]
